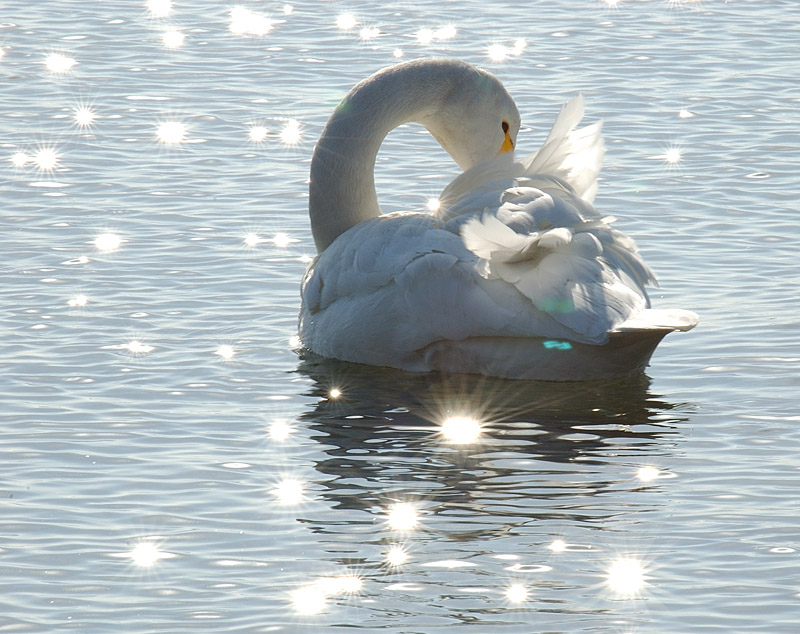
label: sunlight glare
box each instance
[157,121,187,144]
[45,53,77,73]
[388,503,418,531]
[248,125,268,143]
[426,197,440,212]
[94,232,122,252]
[386,544,408,567]
[359,26,380,41]
[129,541,171,567]
[68,294,89,308]
[11,151,30,168]
[440,415,482,444]
[506,583,528,603]
[271,232,297,248]
[663,147,682,164]
[268,419,292,441]
[230,7,274,36]
[34,148,60,171]
[606,557,647,597]
[162,30,185,48]
[244,232,262,247]
[74,106,96,127]
[336,14,358,30]
[291,585,327,615]
[637,466,660,482]
[548,539,568,553]
[273,478,304,505]
[328,387,342,399]
[123,340,155,355]
[146,0,172,18]
[279,119,301,146]
[215,344,235,360]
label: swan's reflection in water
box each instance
[296,355,686,526]
[289,357,688,621]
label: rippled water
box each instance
[3,1,799,632]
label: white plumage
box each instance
[299,59,697,380]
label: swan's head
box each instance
[422,65,521,172]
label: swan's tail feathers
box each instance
[613,308,699,333]
[461,214,648,341]
[521,95,605,204]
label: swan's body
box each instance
[299,59,697,380]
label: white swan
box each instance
[299,58,697,380]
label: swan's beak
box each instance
[499,130,514,154]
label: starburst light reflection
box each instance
[271,232,297,248]
[128,540,173,567]
[94,232,122,252]
[11,151,29,167]
[273,478,304,505]
[440,415,482,444]
[157,121,187,145]
[162,30,185,48]
[291,585,327,615]
[548,539,568,553]
[359,26,380,41]
[123,340,155,355]
[387,503,418,531]
[606,557,648,598]
[243,232,262,247]
[505,583,528,603]
[268,419,292,441]
[229,7,274,36]
[336,13,358,30]
[45,53,77,73]
[328,387,342,399]
[386,544,408,567]
[637,466,661,482]
[34,148,60,171]
[248,125,268,143]
[279,119,301,146]
[426,197,440,212]
[663,147,682,165]
[74,105,96,127]
[215,344,235,360]
[146,0,172,18]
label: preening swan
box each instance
[299,58,697,380]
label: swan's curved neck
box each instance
[308,60,473,252]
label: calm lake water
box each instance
[2,1,799,632]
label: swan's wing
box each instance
[520,94,605,204]
[300,213,526,366]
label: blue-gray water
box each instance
[2,1,799,632]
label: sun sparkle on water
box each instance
[94,232,122,252]
[45,53,76,73]
[11,151,29,168]
[440,415,482,444]
[386,544,408,567]
[74,106,96,127]
[606,557,648,597]
[336,14,358,30]
[68,294,89,308]
[273,478,304,505]
[34,148,59,171]
[146,0,172,18]
[387,503,418,531]
[230,6,274,36]
[157,121,187,144]
[128,541,172,567]
[505,583,528,603]
[162,30,185,48]
[279,119,301,146]
[215,344,235,360]
[637,466,660,482]
[248,125,268,143]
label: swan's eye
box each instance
[501,121,510,133]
